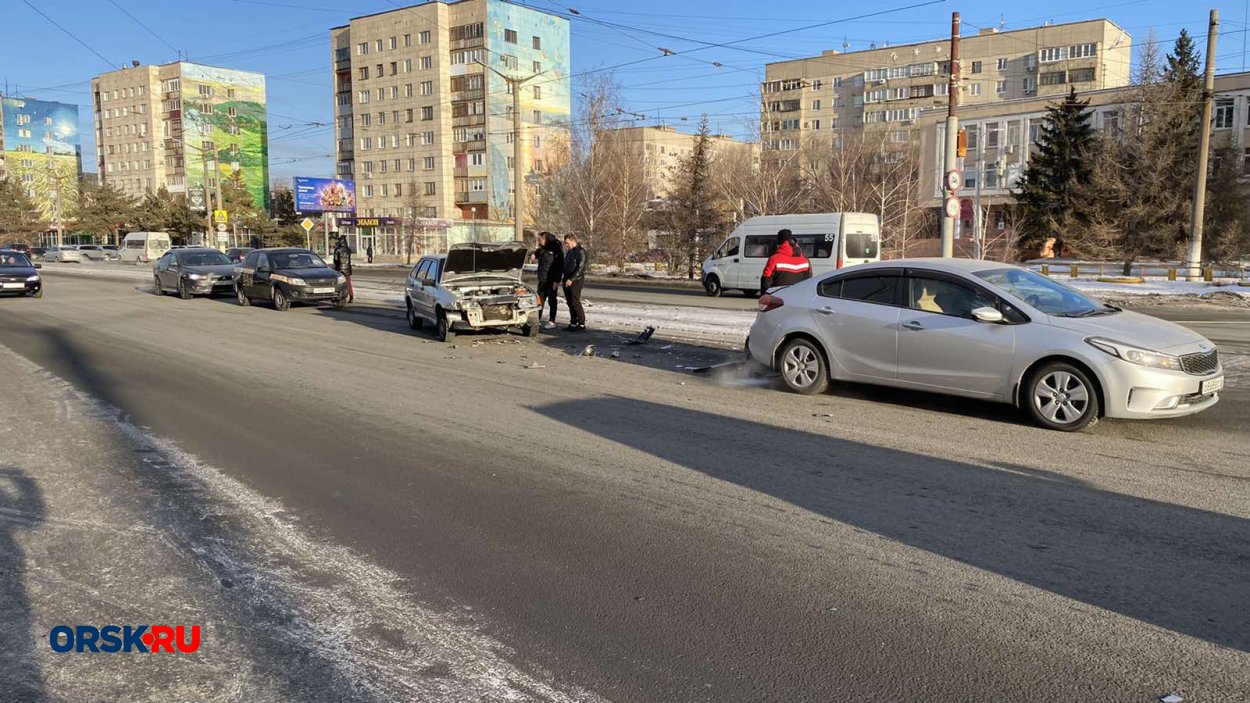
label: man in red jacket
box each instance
[760,229,812,292]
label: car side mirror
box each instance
[33,263,41,269]
[971,306,1004,323]
[257,266,270,274]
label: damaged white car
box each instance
[404,242,542,342]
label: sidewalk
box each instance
[0,344,597,702]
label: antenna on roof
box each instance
[843,36,850,52]
[998,16,1006,31]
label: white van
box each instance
[120,232,172,264]
[701,213,881,296]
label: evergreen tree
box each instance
[73,183,135,243]
[1204,142,1250,262]
[1014,88,1095,252]
[270,186,300,226]
[132,188,174,232]
[0,178,44,237]
[667,115,723,278]
[1165,29,1202,98]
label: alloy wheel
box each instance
[1033,370,1090,426]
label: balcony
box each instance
[451,37,484,51]
[452,114,486,128]
[453,140,487,153]
[453,88,485,101]
[455,191,488,204]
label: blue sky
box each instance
[4,0,1249,182]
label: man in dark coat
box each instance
[534,232,564,328]
[561,233,587,331]
[332,234,354,301]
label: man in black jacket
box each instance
[534,232,564,328]
[561,233,587,331]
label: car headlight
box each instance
[336,274,346,284]
[1086,337,1182,371]
[188,273,205,280]
[520,295,538,308]
[26,275,40,282]
[288,277,307,286]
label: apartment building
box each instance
[92,61,270,209]
[1,95,82,223]
[761,19,1131,151]
[331,0,570,232]
[602,125,757,198]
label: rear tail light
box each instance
[836,254,844,269]
[758,294,784,312]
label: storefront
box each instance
[338,216,455,260]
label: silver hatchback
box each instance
[746,259,1223,431]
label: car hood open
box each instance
[443,242,528,282]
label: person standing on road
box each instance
[534,232,564,329]
[333,234,354,302]
[760,229,812,292]
[366,243,374,264]
[561,233,587,332]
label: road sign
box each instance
[189,187,206,213]
[213,209,229,224]
[945,169,962,193]
[944,196,960,219]
[216,223,228,232]
[301,218,315,232]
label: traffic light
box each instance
[956,129,968,158]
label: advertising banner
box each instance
[294,177,356,214]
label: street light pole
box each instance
[941,12,961,258]
[477,58,543,243]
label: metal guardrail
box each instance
[1027,259,1249,282]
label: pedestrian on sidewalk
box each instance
[760,229,811,292]
[562,233,587,331]
[534,231,564,329]
[333,234,355,302]
[366,243,374,264]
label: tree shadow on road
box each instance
[0,466,46,702]
[532,396,1250,652]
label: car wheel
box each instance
[436,310,455,342]
[236,285,251,306]
[154,274,164,294]
[177,278,193,300]
[272,286,290,311]
[31,288,43,299]
[704,275,722,297]
[406,300,424,329]
[778,337,829,395]
[332,295,348,309]
[1025,362,1100,432]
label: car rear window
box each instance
[843,231,879,259]
[823,275,899,305]
[792,235,834,259]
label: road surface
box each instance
[0,273,1247,702]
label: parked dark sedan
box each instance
[0,250,43,298]
[234,247,348,310]
[153,248,238,299]
[224,247,254,264]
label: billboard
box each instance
[294,177,356,214]
[180,63,270,209]
[1,96,82,221]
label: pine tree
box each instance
[1014,88,1095,253]
[1204,142,1250,262]
[668,115,722,278]
[73,183,135,243]
[1165,29,1202,98]
[0,178,44,237]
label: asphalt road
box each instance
[1,274,1248,701]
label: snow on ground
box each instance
[1060,277,1250,299]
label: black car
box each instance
[0,250,43,298]
[224,247,254,264]
[234,247,348,311]
[153,248,238,299]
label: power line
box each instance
[103,0,181,55]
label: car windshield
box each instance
[1,253,32,267]
[976,267,1117,317]
[270,251,326,269]
[177,251,231,266]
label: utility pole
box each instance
[201,155,214,247]
[941,12,961,258]
[478,58,542,243]
[1187,9,1219,281]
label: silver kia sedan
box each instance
[746,259,1224,431]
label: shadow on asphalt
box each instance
[0,466,46,701]
[533,396,1250,653]
[36,328,392,702]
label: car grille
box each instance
[1180,350,1219,376]
[481,304,512,321]
[0,275,25,283]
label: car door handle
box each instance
[732,258,740,263]
[902,320,924,330]
[816,306,836,316]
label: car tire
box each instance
[777,337,830,396]
[272,286,290,311]
[332,295,348,309]
[406,300,424,330]
[704,275,722,297]
[436,310,455,342]
[1024,361,1100,432]
[236,285,251,307]
[31,288,42,299]
[177,278,193,300]
[154,274,164,294]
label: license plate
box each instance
[1200,377,1224,395]
[2,282,24,289]
[312,287,335,294]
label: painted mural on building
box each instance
[484,0,570,221]
[180,64,270,209]
[1,96,82,222]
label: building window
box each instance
[390,86,399,99]
[811,99,821,110]
[996,80,1007,94]
[358,90,370,104]
[421,81,433,96]
[375,39,383,52]
[404,34,412,47]
[997,57,1007,70]
[1023,77,1036,92]
[1215,99,1235,129]
[357,41,368,55]
[1069,42,1097,59]
[390,61,398,76]
[533,60,542,73]
[505,29,518,44]
[389,36,397,50]
[968,83,981,96]
[833,77,842,88]
[380,160,388,173]
[470,152,484,166]
[421,106,434,120]
[421,56,432,70]
[1068,67,1096,83]
[1040,71,1066,86]
[1040,47,1068,63]
[532,35,541,50]
[971,61,982,74]
[359,67,369,80]
[403,59,412,73]
[420,30,430,44]
[378,111,387,125]
[363,185,373,197]
[469,178,486,192]
[424,182,436,195]
[533,86,541,99]
[422,156,434,170]
[533,110,541,124]
[360,113,372,126]
[811,119,821,130]
[377,87,385,100]
[422,131,434,144]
